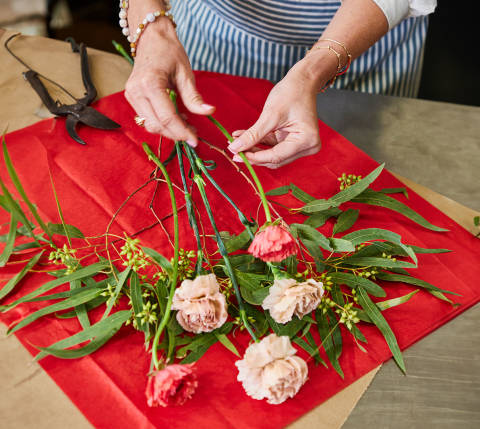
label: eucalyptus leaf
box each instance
[329,238,356,253]
[37,328,121,359]
[102,267,132,319]
[341,256,417,269]
[8,287,103,334]
[375,290,419,311]
[34,310,130,360]
[266,312,307,338]
[224,226,257,253]
[304,208,342,228]
[214,332,241,357]
[180,333,218,364]
[332,209,359,235]
[265,185,291,196]
[356,286,406,373]
[341,228,417,266]
[291,223,333,251]
[0,179,36,240]
[2,138,52,239]
[55,296,107,319]
[352,189,447,232]
[2,260,110,311]
[70,280,90,329]
[292,336,326,366]
[0,211,17,267]
[329,272,386,297]
[408,245,451,254]
[130,272,147,335]
[0,251,44,300]
[234,270,271,305]
[376,272,460,296]
[143,247,172,276]
[47,222,85,239]
[243,302,269,337]
[302,164,385,213]
[290,183,316,203]
[12,241,42,252]
[316,308,344,378]
[379,187,409,198]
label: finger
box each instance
[148,89,198,146]
[245,146,319,169]
[126,96,159,131]
[176,68,215,115]
[232,129,278,146]
[227,114,277,153]
[241,140,320,168]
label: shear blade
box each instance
[79,106,121,130]
[66,115,87,145]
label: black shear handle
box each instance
[23,70,61,114]
[67,37,97,105]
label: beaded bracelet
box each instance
[119,1,176,59]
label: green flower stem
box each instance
[175,142,204,275]
[183,143,258,342]
[188,146,255,240]
[112,40,134,65]
[143,143,179,370]
[207,115,272,223]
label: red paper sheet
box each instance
[1,72,479,429]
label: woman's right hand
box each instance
[124,10,215,146]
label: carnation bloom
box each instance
[262,278,324,324]
[171,273,228,333]
[146,364,198,407]
[248,224,297,262]
[235,334,308,404]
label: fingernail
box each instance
[186,139,197,147]
[228,139,242,153]
[201,103,214,110]
[232,154,243,162]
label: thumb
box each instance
[228,114,275,153]
[176,69,215,115]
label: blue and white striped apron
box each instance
[171,0,428,97]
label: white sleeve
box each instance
[371,0,437,29]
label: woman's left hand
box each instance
[227,62,324,169]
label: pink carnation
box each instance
[145,364,198,407]
[248,224,297,262]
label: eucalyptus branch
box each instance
[200,137,281,219]
[143,143,180,370]
[183,142,258,342]
[176,142,205,275]
[188,146,255,240]
[207,116,272,223]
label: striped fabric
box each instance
[171,0,428,97]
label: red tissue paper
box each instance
[1,71,479,429]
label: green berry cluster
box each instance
[48,244,79,274]
[135,301,158,326]
[119,236,150,272]
[100,281,122,302]
[335,302,360,329]
[318,296,336,314]
[357,268,379,279]
[319,272,333,292]
[337,173,362,190]
[233,315,256,330]
[220,278,234,299]
[382,252,397,262]
[154,249,196,282]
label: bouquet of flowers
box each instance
[0,91,456,407]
